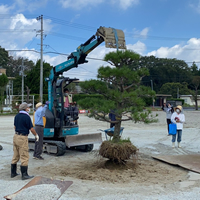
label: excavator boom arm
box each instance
[46,26,126,111]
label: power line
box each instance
[0,14,199,43]
[125,32,195,41]
[2,27,200,51]
[44,15,198,42]
[44,15,96,32]
[0,29,37,32]
[0,14,37,19]
[6,49,200,64]
[47,31,86,41]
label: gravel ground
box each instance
[0,110,200,200]
[12,184,61,200]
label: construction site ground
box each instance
[0,110,200,200]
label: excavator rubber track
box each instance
[28,138,66,156]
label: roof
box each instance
[156,94,172,97]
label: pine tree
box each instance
[79,50,157,143]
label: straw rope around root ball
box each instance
[99,140,138,164]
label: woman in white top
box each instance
[171,105,185,148]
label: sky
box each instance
[1,0,200,81]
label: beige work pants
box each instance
[11,134,29,166]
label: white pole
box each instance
[22,59,24,103]
[36,15,44,103]
[40,15,43,103]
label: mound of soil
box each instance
[35,151,188,185]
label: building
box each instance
[155,94,172,106]
[179,95,200,106]
[0,67,6,75]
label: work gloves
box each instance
[35,134,39,142]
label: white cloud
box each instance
[13,48,40,62]
[0,13,53,50]
[0,4,13,14]
[10,14,37,29]
[132,27,150,39]
[59,0,140,10]
[10,38,200,81]
[189,0,200,14]
[127,41,146,55]
[63,46,114,80]
[70,14,81,23]
[12,42,147,81]
[13,0,48,12]
[140,28,149,38]
[59,0,104,9]
[147,38,200,65]
[114,0,140,10]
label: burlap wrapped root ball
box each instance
[99,140,138,163]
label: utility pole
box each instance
[37,15,43,103]
[150,79,154,107]
[21,59,24,103]
[177,87,179,98]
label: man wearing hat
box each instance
[11,102,39,180]
[33,101,49,160]
[171,105,185,148]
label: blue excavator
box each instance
[29,26,126,156]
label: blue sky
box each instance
[1,0,200,80]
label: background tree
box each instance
[13,60,53,97]
[0,74,9,111]
[158,82,191,98]
[25,60,52,94]
[191,76,200,110]
[190,62,199,76]
[7,56,34,77]
[79,50,157,142]
[131,56,193,92]
[13,75,22,95]
[0,46,9,69]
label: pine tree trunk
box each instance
[112,121,121,142]
[195,101,198,110]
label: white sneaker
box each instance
[172,142,175,148]
[178,142,181,148]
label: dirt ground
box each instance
[0,110,200,199]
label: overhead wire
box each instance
[1,13,200,66]
[44,15,96,32]
[6,49,200,65]
[47,31,86,41]
[0,14,199,42]
[1,15,200,82]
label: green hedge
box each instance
[168,98,185,105]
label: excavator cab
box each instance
[53,77,79,137]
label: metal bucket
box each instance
[65,132,102,148]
